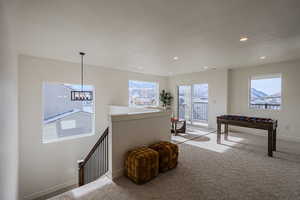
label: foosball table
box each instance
[216,115,278,157]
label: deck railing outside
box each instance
[250,103,280,110]
[192,102,208,121]
[178,104,186,120]
[179,102,208,122]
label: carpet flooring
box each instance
[50,128,300,200]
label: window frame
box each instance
[42,82,96,144]
[128,80,159,108]
[248,73,282,111]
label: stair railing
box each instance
[78,127,109,186]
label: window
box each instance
[249,74,282,110]
[42,82,95,143]
[129,80,159,107]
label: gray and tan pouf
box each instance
[124,147,159,184]
[149,141,178,172]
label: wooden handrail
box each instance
[79,127,109,167]
[78,127,109,186]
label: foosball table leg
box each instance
[224,124,228,140]
[272,129,277,151]
[217,122,221,144]
[268,129,273,157]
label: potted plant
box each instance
[159,90,173,109]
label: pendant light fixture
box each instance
[71,52,93,101]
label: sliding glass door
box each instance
[178,85,192,122]
[178,84,208,125]
[192,84,208,124]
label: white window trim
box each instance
[43,132,95,144]
[42,82,96,144]
[128,80,159,108]
[248,73,282,111]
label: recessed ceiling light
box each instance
[203,66,209,70]
[173,56,179,60]
[240,37,248,42]
[260,56,266,60]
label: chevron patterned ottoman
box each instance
[124,147,159,184]
[149,141,178,172]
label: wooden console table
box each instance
[217,115,278,157]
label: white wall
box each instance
[0,0,19,200]
[18,55,168,199]
[228,60,300,141]
[168,69,228,129]
[109,109,170,179]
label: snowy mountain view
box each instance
[250,88,281,105]
[129,80,158,106]
[250,76,281,109]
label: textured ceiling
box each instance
[16,0,300,76]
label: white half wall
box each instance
[228,59,300,142]
[109,109,171,179]
[0,0,19,200]
[168,69,228,129]
[18,55,168,199]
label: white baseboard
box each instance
[107,168,124,180]
[23,178,77,200]
[276,135,300,143]
[229,128,300,143]
[26,169,121,200]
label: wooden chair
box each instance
[171,118,186,135]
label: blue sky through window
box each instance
[129,80,156,89]
[64,84,93,91]
[251,77,281,95]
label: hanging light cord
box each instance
[80,52,85,92]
